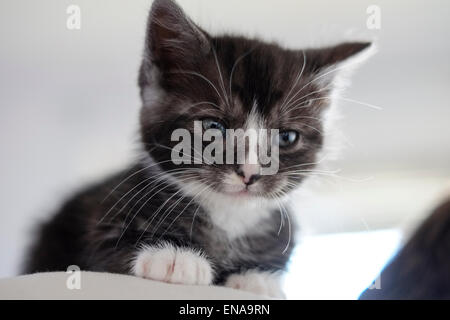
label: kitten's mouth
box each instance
[223,187,258,198]
[226,189,250,197]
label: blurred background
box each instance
[0,0,449,298]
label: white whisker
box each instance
[280,50,307,112]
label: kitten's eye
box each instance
[202,118,226,135]
[302,100,312,106]
[297,99,313,107]
[276,130,298,147]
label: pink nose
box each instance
[237,163,261,185]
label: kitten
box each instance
[360,197,450,299]
[24,0,371,298]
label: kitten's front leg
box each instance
[224,270,286,299]
[132,242,214,286]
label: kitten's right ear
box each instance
[145,0,210,71]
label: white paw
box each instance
[132,243,213,286]
[224,270,285,299]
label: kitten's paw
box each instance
[132,243,213,286]
[224,270,285,299]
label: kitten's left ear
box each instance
[305,42,374,75]
[145,0,210,71]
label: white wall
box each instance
[0,0,449,277]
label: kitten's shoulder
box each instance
[22,164,146,274]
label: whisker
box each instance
[132,178,198,246]
[300,122,323,134]
[102,167,201,224]
[99,175,159,225]
[115,172,201,247]
[268,191,285,235]
[284,170,373,183]
[147,142,216,166]
[271,190,291,254]
[156,183,211,242]
[100,159,175,205]
[189,203,202,241]
[121,169,205,225]
[149,176,210,238]
[287,115,323,122]
[286,96,383,113]
[291,56,364,101]
[185,100,222,111]
[150,191,188,238]
[283,168,342,175]
[283,83,334,115]
[280,50,307,112]
[336,97,383,111]
[211,45,230,107]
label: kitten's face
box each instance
[139,0,370,201]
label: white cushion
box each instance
[0,271,265,300]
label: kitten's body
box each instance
[25,162,293,287]
[24,0,371,297]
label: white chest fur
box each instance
[201,193,275,240]
[161,172,279,240]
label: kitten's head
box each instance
[139,0,371,202]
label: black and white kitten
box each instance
[24,0,371,298]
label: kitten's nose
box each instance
[236,164,261,185]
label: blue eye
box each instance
[277,130,298,147]
[202,118,226,135]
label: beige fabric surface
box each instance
[0,271,265,300]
